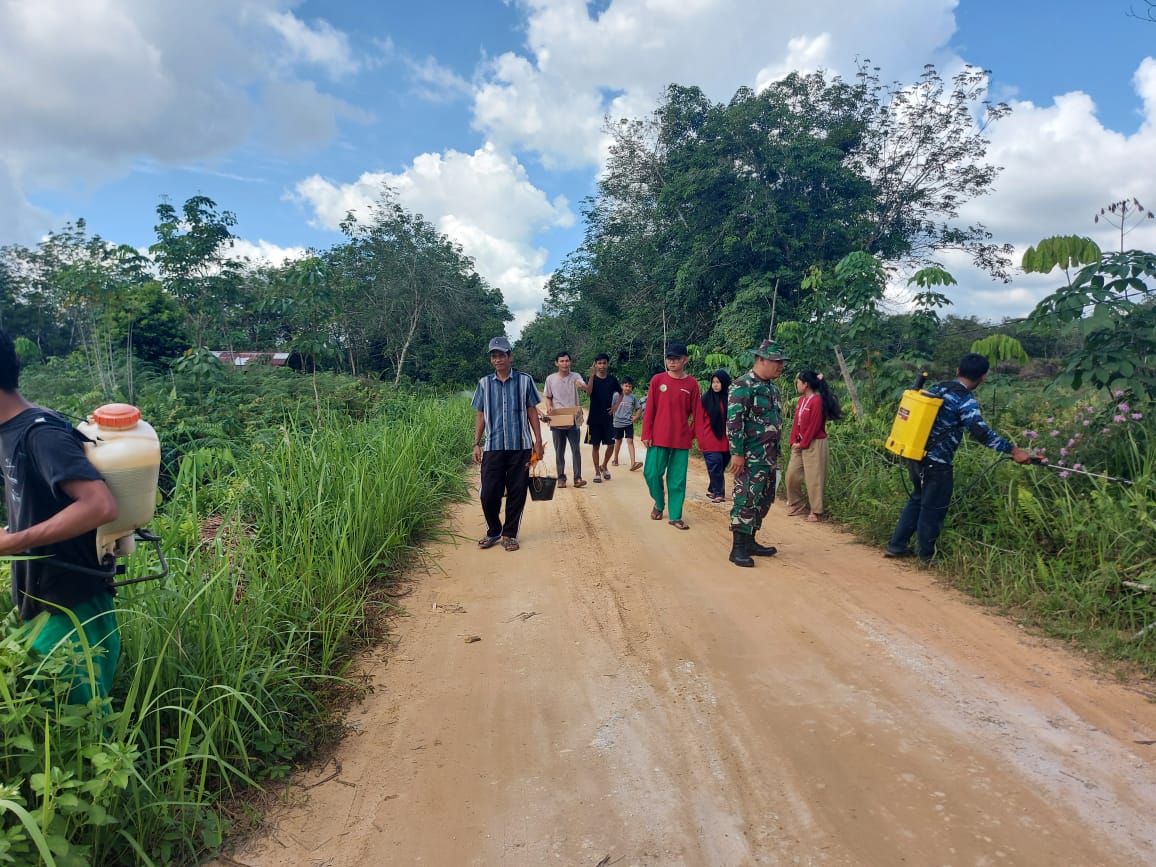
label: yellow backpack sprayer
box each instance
[885,372,943,460]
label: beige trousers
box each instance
[785,437,829,515]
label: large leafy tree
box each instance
[529,62,1011,372]
[150,195,243,348]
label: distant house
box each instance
[211,351,290,368]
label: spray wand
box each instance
[1028,456,1134,486]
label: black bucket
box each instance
[528,475,557,502]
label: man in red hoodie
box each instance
[641,343,702,530]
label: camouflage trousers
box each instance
[729,461,777,535]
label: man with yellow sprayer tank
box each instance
[885,352,1031,562]
[0,329,121,703]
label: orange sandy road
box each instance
[218,446,1156,867]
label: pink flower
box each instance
[1118,403,1130,413]
[1060,448,1068,457]
[1083,420,1091,426]
[1073,463,1083,471]
[1050,429,1060,437]
[1023,430,1039,440]
[1114,389,1125,398]
[1103,427,1111,434]
[1066,438,1076,447]
[1114,414,1126,423]
[1046,417,1054,424]
[1133,412,1144,420]
[1059,471,1070,479]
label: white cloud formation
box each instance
[291,143,574,332]
[471,0,960,168]
[227,238,308,265]
[0,0,364,243]
[941,57,1156,321]
[265,10,360,78]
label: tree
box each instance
[149,195,243,347]
[332,188,511,385]
[851,62,1014,278]
[1026,239,1156,397]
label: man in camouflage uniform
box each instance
[726,339,788,567]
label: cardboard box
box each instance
[546,406,582,429]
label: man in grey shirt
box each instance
[543,350,587,488]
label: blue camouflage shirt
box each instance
[923,381,1014,466]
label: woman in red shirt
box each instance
[695,370,732,503]
[785,370,842,521]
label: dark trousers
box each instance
[551,427,582,481]
[888,459,954,560]
[480,449,532,539]
[703,451,731,497]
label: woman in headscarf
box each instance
[695,369,732,503]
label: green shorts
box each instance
[26,592,120,704]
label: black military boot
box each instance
[729,530,755,567]
[749,535,778,557]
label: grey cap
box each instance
[487,336,513,353]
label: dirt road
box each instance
[220,447,1156,867]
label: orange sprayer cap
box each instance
[91,403,142,429]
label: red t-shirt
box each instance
[642,373,701,449]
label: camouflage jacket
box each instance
[726,371,783,463]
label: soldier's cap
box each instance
[753,339,790,361]
[665,342,688,358]
[487,336,513,353]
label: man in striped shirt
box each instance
[472,337,545,552]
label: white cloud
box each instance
[942,60,1156,321]
[227,238,308,265]
[470,0,960,168]
[265,10,360,78]
[0,0,363,243]
[291,144,575,333]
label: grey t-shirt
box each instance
[612,393,640,428]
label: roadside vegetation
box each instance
[1,58,1153,865]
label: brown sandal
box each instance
[668,519,690,530]
[787,504,807,517]
[650,507,663,520]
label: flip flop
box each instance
[787,504,807,516]
[650,507,663,520]
[501,537,520,551]
[668,519,690,530]
[478,535,501,549]
[630,462,643,471]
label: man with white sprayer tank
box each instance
[0,330,122,703]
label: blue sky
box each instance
[3,1,1155,335]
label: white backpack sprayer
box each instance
[76,403,168,587]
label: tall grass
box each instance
[1,393,474,865]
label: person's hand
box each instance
[473,445,483,464]
[730,455,747,475]
[642,439,652,448]
[1010,447,1032,464]
[534,441,545,461]
[0,528,21,556]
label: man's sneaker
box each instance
[884,548,914,559]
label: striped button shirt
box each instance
[472,370,541,451]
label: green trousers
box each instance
[27,592,120,704]
[644,446,689,521]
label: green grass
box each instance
[1,391,474,865]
